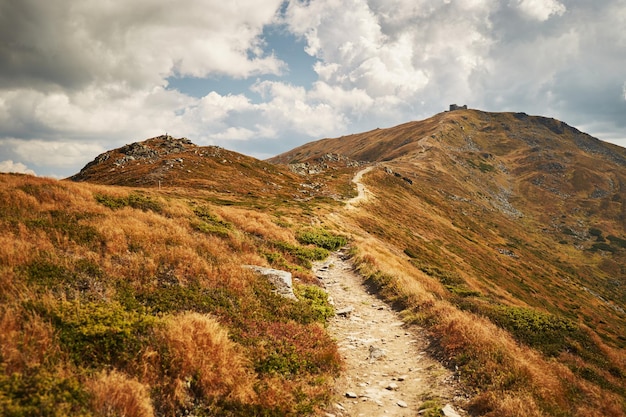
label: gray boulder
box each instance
[245,266,297,300]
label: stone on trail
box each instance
[442,404,461,417]
[345,392,358,398]
[397,400,408,408]
[368,345,386,362]
[336,306,354,317]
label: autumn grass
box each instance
[87,370,154,417]
[0,173,341,416]
[339,167,626,416]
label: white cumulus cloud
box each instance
[0,160,35,175]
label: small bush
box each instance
[25,211,101,248]
[87,370,154,417]
[589,242,617,253]
[157,313,256,404]
[607,235,626,248]
[0,367,90,417]
[481,305,579,356]
[296,228,347,251]
[35,300,156,369]
[137,285,239,316]
[192,207,232,237]
[272,241,329,268]
[418,399,444,417]
[253,321,340,377]
[294,284,335,324]
[23,257,104,298]
[95,193,162,213]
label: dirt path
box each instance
[345,166,374,209]
[315,253,464,417]
[316,168,466,417]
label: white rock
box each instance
[397,400,408,408]
[442,404,461,417]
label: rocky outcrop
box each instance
[245,265,297,300]
[289,153,364,175]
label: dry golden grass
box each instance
[157,312,257,405]
[0,173,343,415]
[0,306,57,374]
[87,370,155,417]
[347,223,625,416]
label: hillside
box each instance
[274,109,626,415]
[1,109,625,416]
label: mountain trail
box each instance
[315,252,466,417]
[313,166,465,417]
[345,166,374,209]
[317,168,467,416]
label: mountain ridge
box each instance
[2,108,625,416]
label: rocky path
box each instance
[317,166,465,416]
[315,252,465,417]
[345,166,374,209]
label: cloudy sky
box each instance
[1,0,625,177]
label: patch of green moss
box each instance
[32,300,156,369]
[296,228,347,251]
[0,367,90,417]
[95,192,162,212]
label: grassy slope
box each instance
[312,110,626,416]
[0,173,347,416]
[2,109,625,416]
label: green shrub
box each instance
[23,257,104,298]
[0,367,90,417]
[24,259,72,290]
[272,241,329,268]
[95,192,162,212]
[137,285,239,316]
[296,228,347,251]
[418,399,444,417]
[253,321,340,377]
[607,235,626,248]
[35,300,156,369]
[482,305,579,356]
[413,262,463,286]
[589,242,617,253]
[25,211,101,248]
[192,207,232,237]
[294,284,334,324]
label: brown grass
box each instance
[87,370,155,417]
[0,306,57,374]
[157,312,257,405]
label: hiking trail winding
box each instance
[316,167,466,417]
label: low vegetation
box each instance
[3,109,626,416]
[0,174,340,416]
[341,164,626,417]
